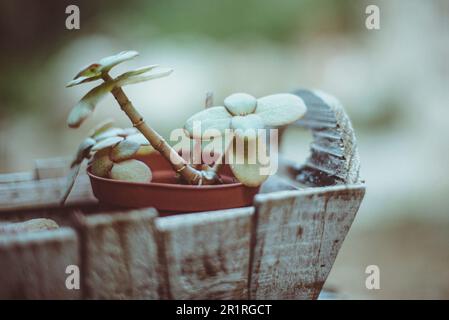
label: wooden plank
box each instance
[0,173,96,212]
[249,184,365,299]
[0,218,59,234]
[34,157,71,180]
[292,89,361,185]
[155,207,254,299]
[259,174,298,194]
[314,187,366,293]
[0,227,80,299]
[0,171,34,184]
[73,208,160,299]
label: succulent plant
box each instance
[184,92,307,186]
[64,50,223,191]
[66,51,172,128]
[89,126,154,181]
[61,50,307,204]
[60,122,154,204]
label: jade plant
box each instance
[61,51,307,204]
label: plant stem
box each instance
[205,91,213,108]
[102,73,219,185]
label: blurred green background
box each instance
[0,0,448,298]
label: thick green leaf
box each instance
[91,149,114,177]
[66,75,101,87]
[68,51,139,87]
[228,136,269,187]
[231,114,264,140]
[116,65,159,78]
[230,162,268,187]
[67,80,116,128]
[184,106,232,139]
[110,159,152,182]
[88,119,115,138]
[92,136,123,151]
[99,50,139,72]
[224,93,257,116]
[121,127,139,136]
[255,93,307,126]
[70,137,96,168]
[74,65,100,78]
[135,145,156,156]
[115,66,173,86]
[93,127,126,141]
[110,139,141,162]
[126,133,150,145]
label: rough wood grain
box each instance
[0,87,365,300]
[0,218,59,234]
[73,208,160,299]
[0,228,80,299]
[259,174,299,194]
[155,207,254,299]
[293,89,361,186]
[249,184,365,299]
[0,171,34,184]
[0,173,96,212]
[34,157,71,180]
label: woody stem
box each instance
[102,73,219,185]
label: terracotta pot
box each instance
[87,153,260,213]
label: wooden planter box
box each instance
[0,90,365,299]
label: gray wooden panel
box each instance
[0,173,95,212]
[314,186,366,295]
[293,89,361,186]
[0,228,80,299]
[155,207,254,299]
[74,208,160,299]
[0,171,34,184]
[34,157,71,180]
[249,184,365,299]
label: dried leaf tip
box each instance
[66,50,139,87]
[66,52,173,128]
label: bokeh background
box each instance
[1,0,448,299]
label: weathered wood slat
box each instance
[259,174,299,194]
[0,228,80,299]
[0,87,365,300]
[310,142,344,158]
[313,187,366,294]
[73,208,160,299]
[249,184,365,299]
[0,171,34,184]
[312,129,342,140]
[0,218,59,234]
[307,150,348,177]
[293,89,361,185]
[35,157,71,180]
[155,207,254,299]
[0,173,95,212]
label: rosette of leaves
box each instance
[61,51,308,205]
[184,93,307,186]
[60,120,155,204]
[64,50,223,190]
[89,126,154,182]
[66,51,173,128]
